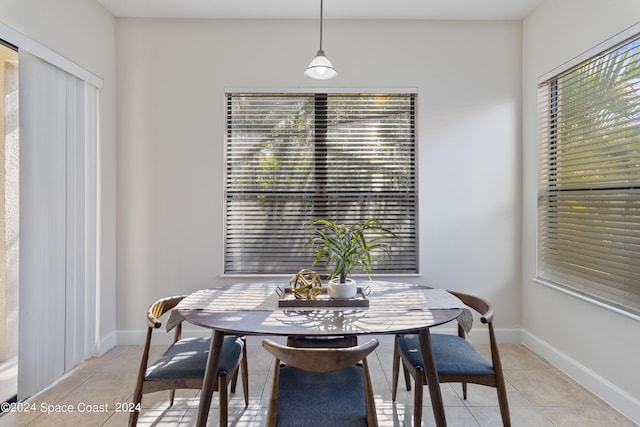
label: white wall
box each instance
[522,0,640,423]
[0,0,118,354]
[115,18,523,341]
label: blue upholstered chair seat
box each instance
[397,333,495,376]
[276,365,367,427]
[145,336,243,381]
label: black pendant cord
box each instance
[319,0,324,51]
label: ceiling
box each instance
[97,0,545,20]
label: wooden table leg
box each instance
[195,329,224,427]
[419,328,447,427]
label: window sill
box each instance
[220,273,422,280]
[532,278,640,323]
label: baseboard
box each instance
[522,329,640,425]
[116,328,215,346]
[426,325,523,345]
[115,326,522,347]
[116,329,148,346]
[95,330,117,355]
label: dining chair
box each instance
[391,290,511,427]
[262,338,379,427]
[129,295,249,427]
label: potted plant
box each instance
[303,218,397,298]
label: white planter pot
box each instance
[327,278,357,299]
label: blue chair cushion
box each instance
[276,365,367,427]
[398,333,495,376]
[145,336,243,381]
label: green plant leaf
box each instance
[303,218,397,281]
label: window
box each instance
[225,92,417,275]
[537,33,640,315]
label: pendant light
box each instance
[304,0,337,80]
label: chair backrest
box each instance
[147,295,186,328]
[447,290,493,324]
[447,290,503,374]
[262,338,379,372]
[262,338,379,427]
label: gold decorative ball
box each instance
[290,269,323,300]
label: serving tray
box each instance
[277,287,370,307]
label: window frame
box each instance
[536,26,640,318]
[223,89,418,277]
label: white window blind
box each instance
[225,92,417,275]
[537,34,640,315]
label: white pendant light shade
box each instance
[305,49,337,80]
[305,0,337,80]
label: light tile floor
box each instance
[0,338,636,426]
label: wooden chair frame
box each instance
[392,291,511,427]
[129,295,249,426]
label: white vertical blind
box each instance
[65,79,98,371]
[537,34,640,315]
[83,87,98,361]
[225,92,417,275]
[18,51,98,399]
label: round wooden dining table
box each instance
[173,281,465,427]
